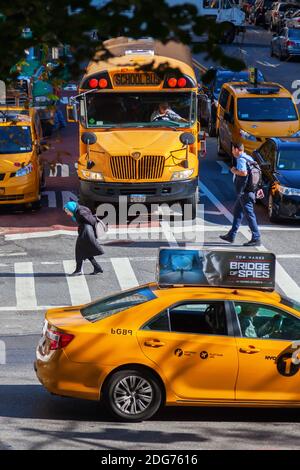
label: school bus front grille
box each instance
[110,155,165,180]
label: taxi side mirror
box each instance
[66,104,78,123]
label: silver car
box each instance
[271,27,300,59]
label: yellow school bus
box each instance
[69,38,203,216]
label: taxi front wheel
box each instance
[103,369,163,422]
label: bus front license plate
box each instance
[130,194,146,203]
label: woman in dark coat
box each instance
[64,201,104,276]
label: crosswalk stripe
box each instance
[111,257,139,291]
[14,262,37,310]
[63,260,91,305]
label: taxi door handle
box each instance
[239,347,261,354]
[144,339,165,348]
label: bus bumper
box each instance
[79,178,198,204]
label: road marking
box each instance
[0,252,27,257]
[14,262,37,310]
[275,260,300,300]
[277,255,300,259]
[5,230,77,241]
[160,220,179,247]
[111,257,139,290]
[256,60,280,68]
[42,191,56,208]
[204,210,222,215]
[217,161,230,175]
[192,58,207,74]
[200,182,300,299]
[63,260,91,305]
[49,163,70,177]
[200,182,233,223]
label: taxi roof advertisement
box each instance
[158,249,276,290]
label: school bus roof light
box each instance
[168,77,177,88]
[89,78,98,89]
[98,78,108,88]
[177,77,187,88]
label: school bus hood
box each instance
[0,152,32,172]
[239,120,300,137]
[94,130,185,155]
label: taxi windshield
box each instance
[84,92,196,129]
[0,126,32,154]
[277,149,300,170]
[237,97,298,122]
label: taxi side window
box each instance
[219,89,230,110]
[143,301,228,336]
[234,302,300,340]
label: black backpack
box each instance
[245,160,263,193]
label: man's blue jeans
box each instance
[228,193,261,241]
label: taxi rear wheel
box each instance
[103,369,163,422]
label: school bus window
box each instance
[0,126,32,154]
[237,97,298,122]
[84,92,196,129]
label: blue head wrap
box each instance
[64,201,78,222]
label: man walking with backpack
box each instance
[219,142,261,247]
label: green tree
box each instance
[0,0,245,82]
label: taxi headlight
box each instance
[15,163,33,177]
[239,129,257,141]
[81,170,104,181]
[171,169,194,181]
[278,185,300,196]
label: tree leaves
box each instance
[0,0,246,82]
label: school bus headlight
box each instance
[171,169,194,180]
[15,163,33,177]
[81,170,104,181]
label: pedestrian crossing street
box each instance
[0,257,157,311]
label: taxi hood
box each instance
[239,121,300,138]
[0,152,33,172]
[91,129,185,155]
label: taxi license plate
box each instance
[130,194,146,203]
[0,188,5,195]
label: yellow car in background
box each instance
[216,81,300,156]
[35,281,300,421]
[0,102,45,208]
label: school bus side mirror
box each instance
[66,104,78,123]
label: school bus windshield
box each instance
[0,126,32,154]
[83,92,196,128]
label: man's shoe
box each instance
[91,267,103,275]
[219,234,234,243]
[69,270,83,276]
[243,239,262,247]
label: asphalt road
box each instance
[1,24,300,450]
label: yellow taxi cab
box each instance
[216,81,300,156]
[35,249,300,421]
[0,94,45,209]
